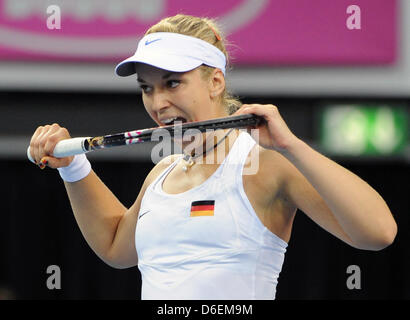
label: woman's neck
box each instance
[183,128,239,168]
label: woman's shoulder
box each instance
[248,146,295,194]
[242,147,297,219]
[259,146,297,173]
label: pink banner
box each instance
[0,0,397,65]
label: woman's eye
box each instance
[167,80,180,88]
[139,85,152,94]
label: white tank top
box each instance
[135,132,288,300]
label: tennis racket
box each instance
[27,113,263,163]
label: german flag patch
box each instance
[190,200,215,217]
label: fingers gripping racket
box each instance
[27,114,263,163]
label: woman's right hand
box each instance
[29,123,74,169]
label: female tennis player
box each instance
[29,14,397,299]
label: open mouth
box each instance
[161,117,188,126]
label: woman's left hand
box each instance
[233,104,299,153]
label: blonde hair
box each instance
[145,14,241,115]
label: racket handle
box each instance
[27,137,91,163]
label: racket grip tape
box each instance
[26,137,91,163]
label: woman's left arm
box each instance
[234,104,397,251]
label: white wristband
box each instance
[57,154,91,182]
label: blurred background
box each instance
[0,0,408,299]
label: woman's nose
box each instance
[151,90,171,113]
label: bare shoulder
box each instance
[254,146,294,197]
[243,146,298,242]
[261,147,309,206]
[243,146,295,207]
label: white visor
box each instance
[115,32,226,77]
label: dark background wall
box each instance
[0,91,408,300]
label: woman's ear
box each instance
[209,68,225,99]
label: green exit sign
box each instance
[319,105,408,156]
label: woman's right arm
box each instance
[30,123,174,269]
[63,171,134,268]
[65,159,175,269]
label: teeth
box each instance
[162,117,178,124]
[161,117,187,125]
